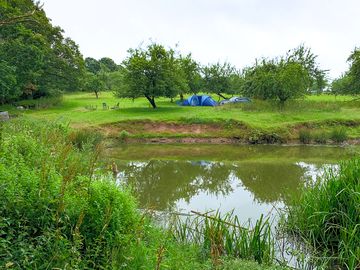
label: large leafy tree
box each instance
[285,45,328,93]
[116,43,186,108]
[242,46,325,105]
[178,54,202,100]
[243,58,310,105]
[202,62,237,99]
[0,0,85,103]
[331,48,360,95]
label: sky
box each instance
[42,0,360,79]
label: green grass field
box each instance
[4,92,360,141]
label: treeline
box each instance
[0,0,84,104]
[1,0,359,108]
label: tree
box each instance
[116,43,186,108]
[0,60,18,104]
[331,73,352,95]
[243,57,310,105]
[0,0,85,102]
[347,48,360,94]
[285,45,328,93]
[242,46,326,105]
[331,47,360,96]
[85,73,105,99]
[178,54,202,100]
[99,57,118,72]
[85,57,101,74]
[202,62,236,99]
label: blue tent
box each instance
[183,95,217,107]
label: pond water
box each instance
[104,144,358,223]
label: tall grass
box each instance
[0,119,140,268]
[283,158,360,269]
[170,210,275,266]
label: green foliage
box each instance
[312,130,328,144]
[0,119,140,269]
[331,73,353,95]
[283,158,360,269]
[85,57,101,74]
[202,62,239,98]
[14,95,63,109]
[171,211,275,265]
[119,130,130,142]
[299,129,312,144]
[179,54,203,97]
[243,45,326,104]
[116,42,187,108]
[331,47,360,96]
[0,0,85,103]
[0,60,18,104]
[85,72,105,98]
[243,58,310,105]
[330,127,348,143]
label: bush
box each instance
[14,95,63,109]
[312,130,328,144]
[119,130,130,142]
[69,128,104,150]
[298,129,312,144]
[0,120,140,269]
[247,130,284,144]
[330,127,348,143]
[283,158,360,269]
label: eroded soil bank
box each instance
[92,120,360,145]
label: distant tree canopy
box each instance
[0,0,85,104]
[178,54,202,100]
[331,48,360,95]
[242,45,325,105]
[202,62,238,99]
[116,43,187,108]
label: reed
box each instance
[170,210,275,266]
[283,158,360,269]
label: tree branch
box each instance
[0,5,43,27]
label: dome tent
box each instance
[182,95,217,107]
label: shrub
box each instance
[312,130,328,144]
[298,129,311,144]
[69,128,104,150]
[119,130,130,142]
[248,130,284,144]
[0,120,140,269]
[283,158,360,269]
[330,127,348,143]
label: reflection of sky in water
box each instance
[116,160,335,223]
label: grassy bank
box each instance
[283,159,360,269]
[3,92,360,144]
[0,119,287,269]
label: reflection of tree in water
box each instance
[116,160,316,210]
[117,160,233,210]
[233,162,308,204]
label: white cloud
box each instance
[43,0,359,79]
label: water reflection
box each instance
[106,144,357,221]
[116,160,322,213]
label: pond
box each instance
[104,144,358,223]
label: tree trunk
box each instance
[217,93,227,99]
[145,95,157,109]
[94,90,99,99]
[180,93,184,101]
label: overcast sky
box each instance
[42,0,359,79]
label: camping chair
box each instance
[102,102,109,110]
[111,102,120,110]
